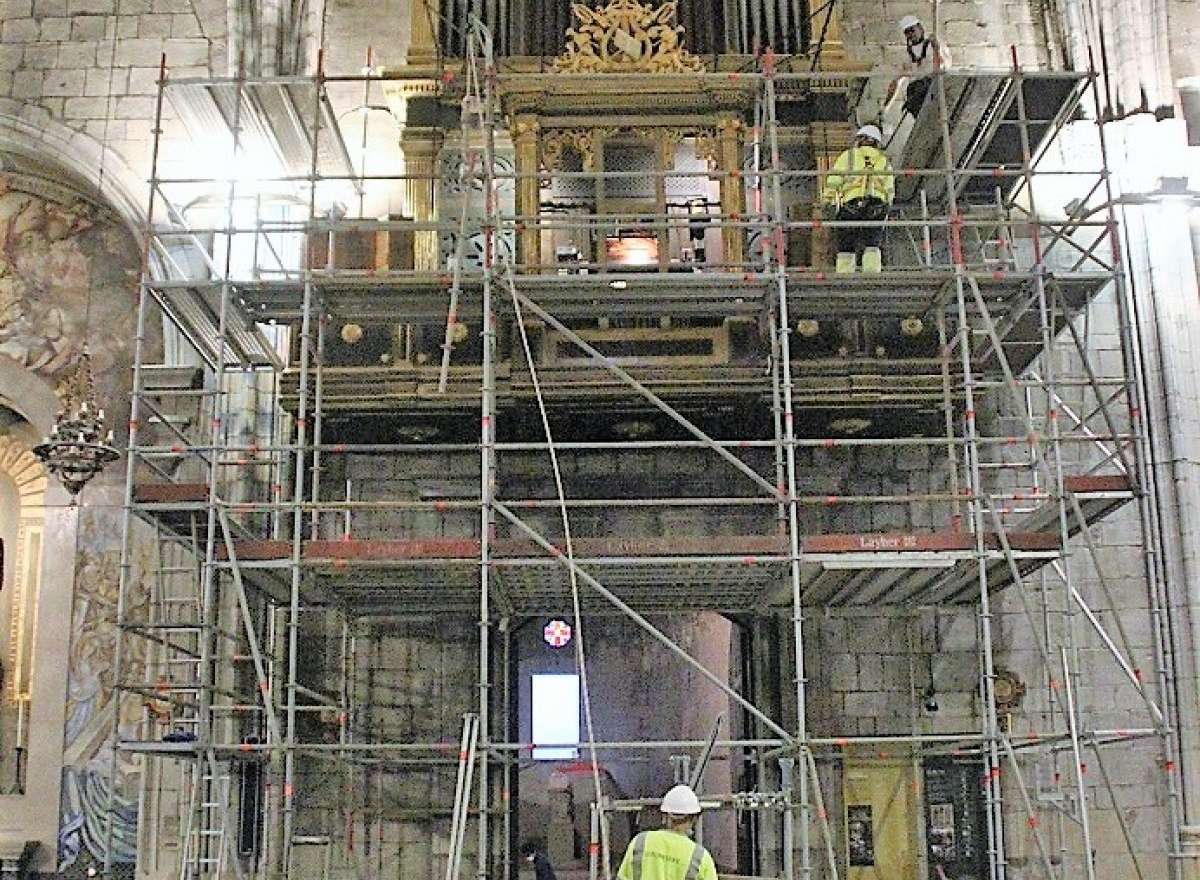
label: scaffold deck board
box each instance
[246,270,1109,415]
[929,473,1134,603]
[208,269,1110,323]
[168,79,359,186]
[130,471,1131,611]
[896,71,1088,205]
[155,283,281,367]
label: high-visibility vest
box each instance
[617,830,717,880]
[821,145,895,208]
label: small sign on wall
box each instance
[923,757,987,879]
[847,804,875,867]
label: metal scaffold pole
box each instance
[106,51,1183,880]
[281,45,326,880]
[762,49,810,880]
[473,18,500,880]
[186,46,250,880]
[932,58,1006,880]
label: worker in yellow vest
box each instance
[617,785,717,880]
[821,124,895,273]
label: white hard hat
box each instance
[661,784,702,816]
[899,14,921,30]
[856,124,883,143]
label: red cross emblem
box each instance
[543,619,572,648]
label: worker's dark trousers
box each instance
[834,197,888,258]
[904,76,932,117]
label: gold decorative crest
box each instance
[553,0,706,74]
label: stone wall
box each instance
[335,443,955,545]
[837,0,1048,70]
[338,616,478,880]
[0,0,227,200]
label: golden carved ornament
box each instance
[715,115,745,137]
[693,130,719,166]
[542,129,600,171]
[511,116,541,141]
[553,0,706,74]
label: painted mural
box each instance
[59,512,154,871]
[0,172,155,873]
[0,175,140,406]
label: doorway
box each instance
[843,757,918,880]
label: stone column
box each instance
[812,150,836,268]
[511,115,541,270]
[406,0,440,64]
[400,126,443,271]
[657,131,676,271]
[716,114,745,269]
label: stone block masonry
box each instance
[0,2,226,214]
[837,0,1046,68]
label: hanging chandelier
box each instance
[33,351,119,496]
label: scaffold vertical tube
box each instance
[104,50,170,875]
[1087,53,1186,874]
[477,20,498,880]
[283,46,326,878]
[935,60,1006,880]
[762,51,810,880]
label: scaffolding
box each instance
[105,29,1182,880]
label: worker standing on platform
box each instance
[617,785,717,880]
[821,125,895,273]
[880,14,953,154]
[894,15,952,117]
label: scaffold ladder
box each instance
[143,519,206,741]
[179,755,233,879]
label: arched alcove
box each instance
[0,433,47,796]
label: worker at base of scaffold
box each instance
[617,785,718,880]
[521,839,559,880]
[880,13,954,155]
[820,125,896,274]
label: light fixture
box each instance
[923,651,938,713]
[33,351,119,496]
[34,22,123,498]
[922,684,939,714]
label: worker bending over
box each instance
[618,785,717,880]
[821,125,895,273]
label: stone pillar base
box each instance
[1181,826,1200,880]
